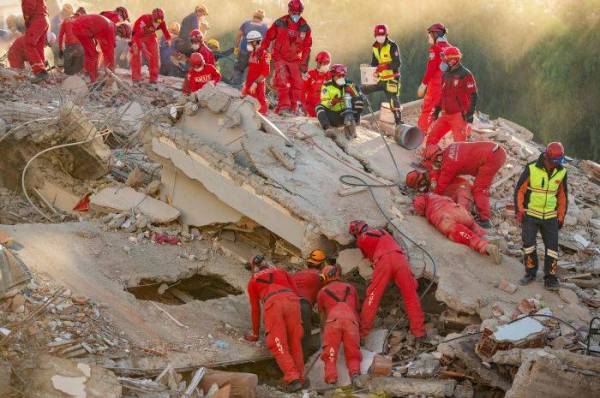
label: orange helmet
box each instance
[405,170,428,191]
[442,46,462,66]
[307,249,326,266]
[320,265,341,284]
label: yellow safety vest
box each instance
[320,82,359,112]
[372,43,395,81]
[526,164,567,219]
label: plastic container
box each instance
[360,64,378,85]
[394,124,424,150]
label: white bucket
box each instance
[379,102,395,125]
[360,64,378,86]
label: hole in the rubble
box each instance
[126,274,242,305]
[214,358,282,386]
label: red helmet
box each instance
[288,0,304,14]
[152,8,165,22]
[315,51,331,65]
[545,142,565,165]
[374,24,388,36]
[320,265,341,284]
[330,63,347,77]
[190,52,205,67]
[116,6,129,22]
[427,23,446,35]
[442,46,462,61]
[423,144,442,162]
[116,23,132,39]
[405,170,427,190]
[349,220,367,237]
[190,29,204,42]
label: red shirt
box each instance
[245,50,270,87]
[132,14,171,47]
[22,0,47,20]
[438,64,477,114]
[422,39,450,86]
[100,11,120,24]
[187,64,221,93]
[292,268,322,305]
[303,69,331,103]
[356,227,404,264]
[317,281,360,321]
[247,267,299,336]
[72,14,115,41]
[58,16,79,50]
[260,15,312,66]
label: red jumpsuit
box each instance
[8,36,27,69]
[100,11,120,24]
[260,15,312,114]
[292,268,322,305]
[243,50,271,115]
[432,141,506,221]
[426,64,478,146]
[317,281,361,383]
[413,193,490,254]
[131,14,171,83]
[418,39,450,133]
[302,69,331,117]
[58,16,78,49]
[356,228,425,337]
[71,14,115,82]
[185,64,221,94]
[444,176,474,212]
[21,0,48,74]
[181,44,215,93]
[247,268,304,383]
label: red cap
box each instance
[316,51,331,65]
[288,0,304,13]
[374,24,388,36]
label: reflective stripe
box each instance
[527,187,558,194]
[523,246,536,254]
[546,249,559,259]
[372,43,395,81]
[526,163,566,220]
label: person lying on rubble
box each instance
[244,255,307,392]
[8,30,55,71]
[413,193,502,264]
[406,170,474,212]
[348,220,425,340]
[183,52,220,95]
[241,30,270,114]
[419,141,507,229]
[302,51,332,117]
[291,249,326,357]
[315,64,364,139]
[316,264,362,386]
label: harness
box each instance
[324,286,351,304]
[255,272,292,302]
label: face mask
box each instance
[199,16,207,23]
[246,44,254,52]
[335,78,345,86]
[318,64,330,73]
[439,62,448,72]
[290,14,301,23]
[375,35,386,44]
[194,66,203,72]
[191,44,200,50]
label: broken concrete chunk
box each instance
[90,186,180,224]
[497,279,518,294]
[406,353,440,378]
[0,245,32,296]
[268,144,296,171]
[369,354,392,376]
[337,248,371,275]
[493,317,545,343]
[60,75,88,97]
[357,375,456,398]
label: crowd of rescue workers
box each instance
[2,0,571,392]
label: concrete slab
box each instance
[337,248,371,275]
[60,76,88,97]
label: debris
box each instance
[337,248,371,275]
[182,367,206,398]
[406,353,440,378]
[355,375,456,398]
[199,370,258,398]
[369,354,393,376]
[150,302,189,328]
[497,279,518,294]
[126,166,145,188]
[0,360,10,397]
[0,244,32,295]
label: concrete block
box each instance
[369,354,392,376]
[337,248,371,275]
[60,75,87,97]
[37,180,81,214]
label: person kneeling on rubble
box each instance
[244,255,306,392]
[184,52,220,94]
[8,31,56,71]
[315,64,364,139]
[413,193,502,264]
[317,264,362,386]
[349,220,425,339]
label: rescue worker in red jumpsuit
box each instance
[413,193,502,264]
[8,32,53,69]
[292,249,326,356]
[420,141,507,228]
[406,170,474,212]
[21,0,49,82]
[417,23,451,133]
[302,51,332,117]
[244,255,305,392]
[317,265,362,386]
[130,8,171,86]
[349,221,425,338]
[426,46,478,146]
[184,52,220,94]
[72,15,130,82]
[259,0,312,115]
[58,9,85,75]
[242,30,270,114]
[180,29,216,94]
[100,6,129,24]
[362,24,403,126]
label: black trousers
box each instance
[300,298,313,357]
[63,44,84,76]
[361,79,402,124]
[522,215,559,281]
[231,52,250,87]
[315,98,363,129]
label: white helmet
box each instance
[246,30,262,42]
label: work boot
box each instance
[544,278,560,291]
[147,82,158,91]
[287,380,303,393]
[31,70,49,83]
[324,127,336,138]
[351,374,361,388]
[486,244,502,265]
[477,219,493,229]
[519,274,536,286]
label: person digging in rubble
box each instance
[426,46,478,146]
[72,14,131,83]
[8,30,54,71]
[183,52,220,95]
[349,221,425,339]
[130,8,171,88]
[242,30,270,115]
[406,170,475,213]
[417,23,451,134]
[413,193,502,264]
[244,255,306,392]
[292,249,326,357]
[21,0,50,83]
[362,24,403,127]
[514,142,568,291]
[259,0,312,115]
[315,64,364,139]
[316,264,362,386]
[302,51,332,117]
[418,141,507,229]
[100,6,129,25]
[57,7,84,75]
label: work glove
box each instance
[300,63,308,74]
[244,332,259,342]
[558,218,564,230]
[234,47,240,56]
[464,112,474,123]
[433,107,441,121]
[417,83,427,98]
[58,49,64,58]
